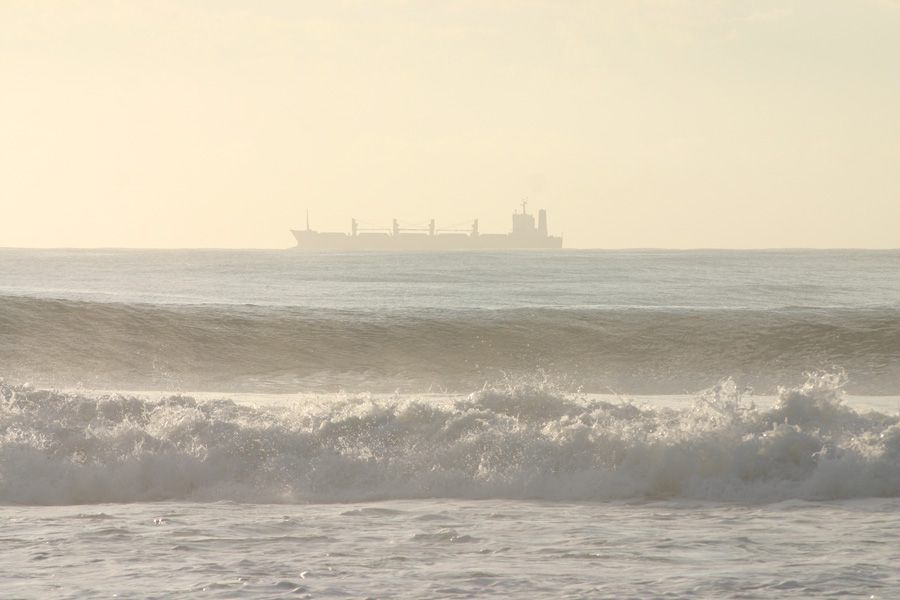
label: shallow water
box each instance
[3,499,899,599]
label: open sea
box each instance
[1,248,899,598]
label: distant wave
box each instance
[1,295,898,393]
[2,373,899,505]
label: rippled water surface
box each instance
[1,249,898,597]
[2,249,899,394]
[4,499,899,599]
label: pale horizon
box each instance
[2,1,899,249]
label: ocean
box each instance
[1,248,899,598]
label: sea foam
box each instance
[1,372,898,505]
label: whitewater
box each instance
[1,249,899,598]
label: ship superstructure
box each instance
[291,203,562,250]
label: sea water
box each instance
[1,249,899,598]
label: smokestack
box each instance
[538,209,548,237]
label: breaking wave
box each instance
[2,372,899,505]
[2,295,899,393]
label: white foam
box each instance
[2,372,898,505]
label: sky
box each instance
[1,0,899,249]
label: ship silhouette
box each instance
[292,202,562,250]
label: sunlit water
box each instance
[4,498,899,599]
[1,249,898,598]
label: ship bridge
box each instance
[511,201,549,237]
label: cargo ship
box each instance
[291,203,562,250]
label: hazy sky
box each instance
[2,1,899,248]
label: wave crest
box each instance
[3,295,899,393]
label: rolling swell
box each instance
[1,295,899,394]
[1,373,899,505]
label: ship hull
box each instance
[291,230,562,251]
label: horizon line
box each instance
[2,246,899,252]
